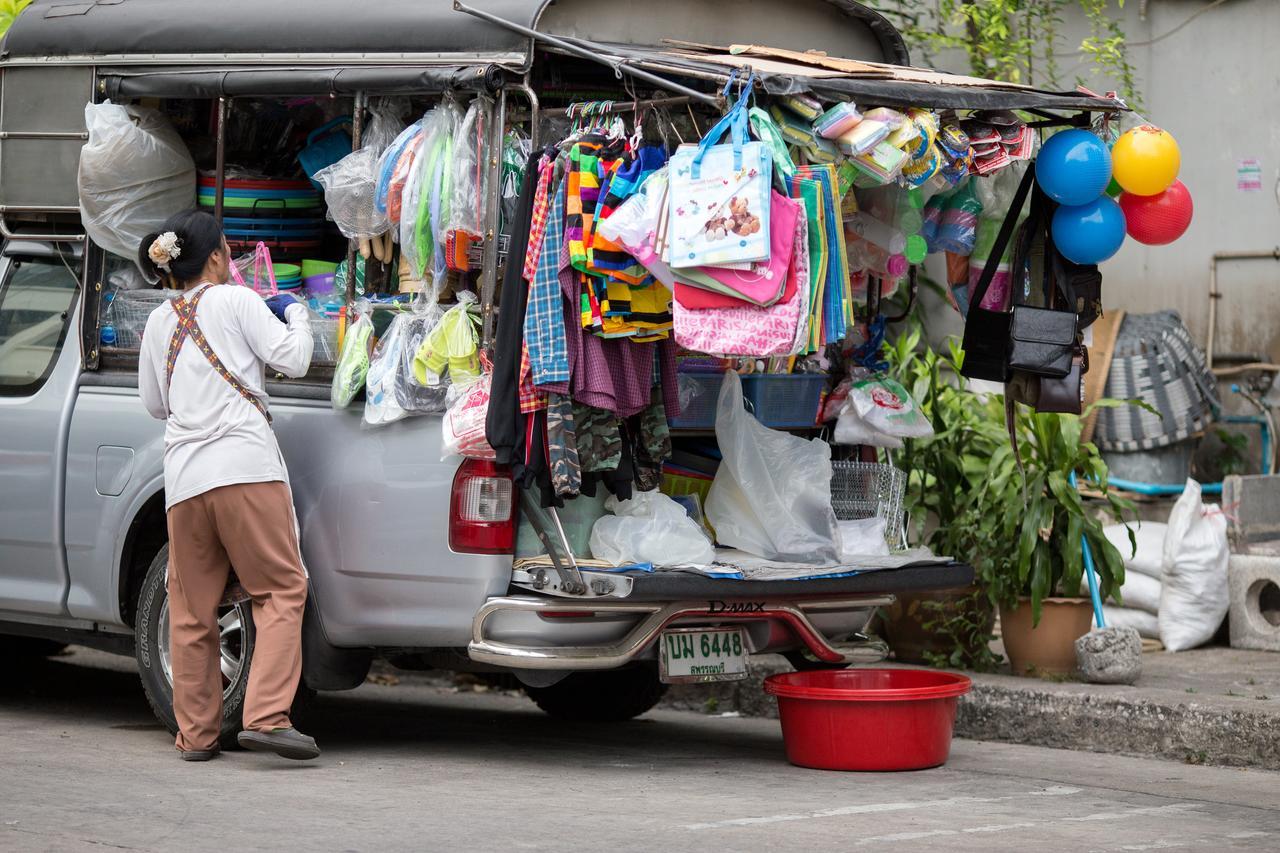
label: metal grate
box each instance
[830,461,907,550]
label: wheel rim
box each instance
[157,598,249,701]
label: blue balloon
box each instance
[1036,129,1112,206]
[1052,197,1127,264]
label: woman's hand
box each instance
[264,293,301,323]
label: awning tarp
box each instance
[99,65,505,99]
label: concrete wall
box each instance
[917,0,1280,362]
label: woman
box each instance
[136,210,319,762]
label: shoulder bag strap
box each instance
[164,285,273,424]
[968,162,1036,313]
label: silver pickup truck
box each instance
[0,0,973,746]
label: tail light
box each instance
[449,458,516,555]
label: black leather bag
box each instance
[959,164,1037,383]
[1006,188,1078,379]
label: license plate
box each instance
[658,628,748,684]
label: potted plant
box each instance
[972,392,1134,676]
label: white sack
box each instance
[1159,480,1229,652]
[1102,605,1160,640]
[705,371,840,563]
[589,491,715,567]
[79,102,196,266]
[1103,521,1167,578]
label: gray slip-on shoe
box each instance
[237,727,320,761]
[178,745,221,762]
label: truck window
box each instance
[0,254,80,395]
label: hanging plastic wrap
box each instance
[446,96,493,240]
[441,370,496,460]
[398,105,450,274]
[363,312,414,427]
[361,98,409,155]
[395,300,450,414]
[377,120,425,222]
[412,99,463,282]
[411,292,480,388]
[331,302,374,409]
[313,147,390,239]
[499,129,532,233]
[79,102,196,267]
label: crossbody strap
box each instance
[968,162,1037,312]
[165,285,273,424]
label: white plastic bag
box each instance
[363,313,411,427]
[441,373,495,460]
[1102,606,1160,640]
[1103,521,1167,578]
[589,491,716,567]
[1159,480,1229,652]
[838,517,890,560]
[705,371,840,563]
[79,102,196,267]
[361,98,408,155]
[314,147,390,239]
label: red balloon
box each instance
[1118,180,1193,245]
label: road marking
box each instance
[681,787,1079,831]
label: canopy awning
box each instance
[98,65,505,99]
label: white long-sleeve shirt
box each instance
[138,283,313,509]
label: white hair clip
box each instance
[147,231,182,272]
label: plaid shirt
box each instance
[518,341,546,413]
[521,155,555,283]
[525,179,571,387]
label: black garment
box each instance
[485,147,543,466]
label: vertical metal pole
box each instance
[516,73,540,150]
[345,92,366,303]
[214,97,228,223]
[479,88,506,347]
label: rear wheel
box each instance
[523,666,668,722]
[134,544,256,749]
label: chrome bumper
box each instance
[467,594,894,670]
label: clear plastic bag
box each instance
[230,242,279,296]
[331,303,374,409]
[589,491,716,567]
[396,301,450,414]
[399,106,450,275]
[446,96,494,239]
[413,99,464,282]
[838,374,934,444]
[361,98,409,155]
[313,146,389,239]
[441,372,496,460]
[499,129,532,233]
[704,371,840,563]
[412,292,480,388]
[379,121,425,223]
[79,102,196,267]
[363,312,412,427]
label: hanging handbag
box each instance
[667,71,773,269]
[959,163,1036,382]
[1007,189,1079,379]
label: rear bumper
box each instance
[469,594,892,670]
[467,562,973,671]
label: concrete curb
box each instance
[660,656,1280,771]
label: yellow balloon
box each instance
[1112,125,1181,197]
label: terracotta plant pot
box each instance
[999,597,1093,677]
[882,588,994,665]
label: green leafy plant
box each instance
[1214,428,1250,477]
[0,0,32,37]
[888,325,1135,628]
[867,0,1141,106]
[919,588,1004,672]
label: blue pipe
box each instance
[1069,472,1107,629]
[1105,478,1223,496]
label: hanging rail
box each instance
[451,0,721,108]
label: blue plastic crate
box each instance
[740,373,826,428]
[668,371,725,430]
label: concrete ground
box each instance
[2,648,1280,852]
[665,646,1280,770]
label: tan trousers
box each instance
[166,480,307,752]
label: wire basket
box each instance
[102,288,181,349]
[830,461,907,550]
[311,316,340,364]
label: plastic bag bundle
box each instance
[499,129,532,232]
[331,303,374,409]
[399,106,451,275]
[705,372,840,563]
[446,96,494,239]
[441,373,496,460]
[361,98,409,155]
[396,302,450,414]
[1160,480,1229,652]
[833,374,934,448]
[313,147,390,239]
[589,492,716,567]
[412,294,480,388]
[79,102,196,267]
[376,120,425,220]
[363,312,415,427]
[413,100,463,282]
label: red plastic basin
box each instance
[764,668,972,772]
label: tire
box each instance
[523,666,668,722]
[134,544,255,749]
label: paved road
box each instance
[2,648,1279,852]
